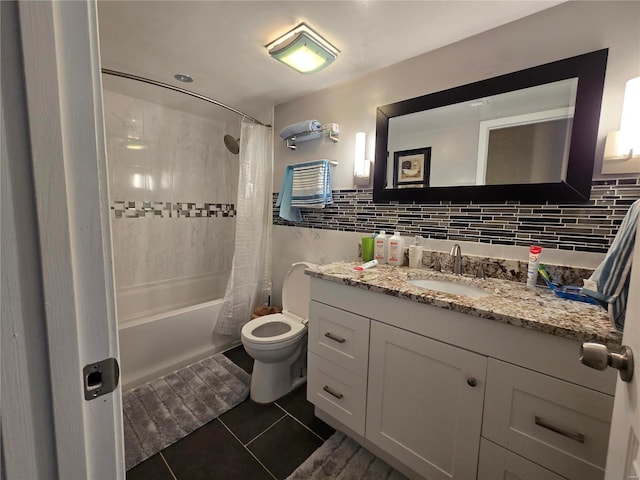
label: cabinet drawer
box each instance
[477,438,566,480]
[307,352,367,436]
[483,358,613,480]
[308,301,370,377]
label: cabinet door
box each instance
[366,321,487,480]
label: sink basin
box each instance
[406,279,488,298]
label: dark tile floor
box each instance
[126,345,335,480]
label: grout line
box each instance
[277,407,327,443]
[242,414,287,447]
[159,452,179,480]
[274,401,327,442]
[217,418,278,480]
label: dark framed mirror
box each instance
[373,49,608,203]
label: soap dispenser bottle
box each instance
[374,230,388,264]
[387,232,405,266]
[408,235,423,269]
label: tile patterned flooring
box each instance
[126,345,335,480]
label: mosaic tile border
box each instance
[273,178,640,254]
[112,201,236,219]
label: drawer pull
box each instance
[534,416,585,444]
[324,332,346,344]
[322,385,344,399]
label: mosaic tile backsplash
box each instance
[273,178,640,254]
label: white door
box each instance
[15,1,125,478]
[605,222,640,479]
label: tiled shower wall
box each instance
[103,90,238,320]
[273,178,640,254]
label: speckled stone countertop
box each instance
[306,261,623,348]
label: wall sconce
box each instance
[602,76,640,174]
[354,132,371,186]
[266,23,339,75]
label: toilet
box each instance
[241,261,317,403]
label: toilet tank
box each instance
[282,262,317,320]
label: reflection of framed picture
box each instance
[393,147,431,187]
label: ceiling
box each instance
[97,1,564,124]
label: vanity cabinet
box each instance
[306,277,617,480]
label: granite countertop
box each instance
[306,261,623,348]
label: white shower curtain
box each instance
[215,118,273,335]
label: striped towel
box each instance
[583,199,640,331]
[291,160,333,208]
[276,165,302,222]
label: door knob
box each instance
[580,342,634,382]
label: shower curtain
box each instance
[215,118,273,335]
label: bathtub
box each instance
[117,274,242,391]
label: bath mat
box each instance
[122,353,250,470]
[286,431,408,480]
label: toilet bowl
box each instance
[241,261,317,403]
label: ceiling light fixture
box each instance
[266,22,339,74]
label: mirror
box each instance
[373,49,608,203]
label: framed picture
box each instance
[393,147,431,187]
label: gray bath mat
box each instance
[122,353,250,470]
[286,431,408,480]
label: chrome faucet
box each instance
[450,244,462,275]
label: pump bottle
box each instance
[387,232,405,266]
[408,235,423,269]
[374,231,388,264]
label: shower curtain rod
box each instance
[101,68,272,128]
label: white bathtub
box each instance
[118,298,241,391]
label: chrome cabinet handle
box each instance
[580,343,634,382]
[322,385,344,399]
[324,332,346,344]
[535,416,585,444]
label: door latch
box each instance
[580,343,634,382]
[83,358,120,400]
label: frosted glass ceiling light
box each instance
[266,23,339,74]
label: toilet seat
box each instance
[241,313,306,346]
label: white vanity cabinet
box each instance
[306,277,617,480]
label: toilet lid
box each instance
[241,313,306,345]
[282,262,317,319]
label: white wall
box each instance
[270,1,640,306]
